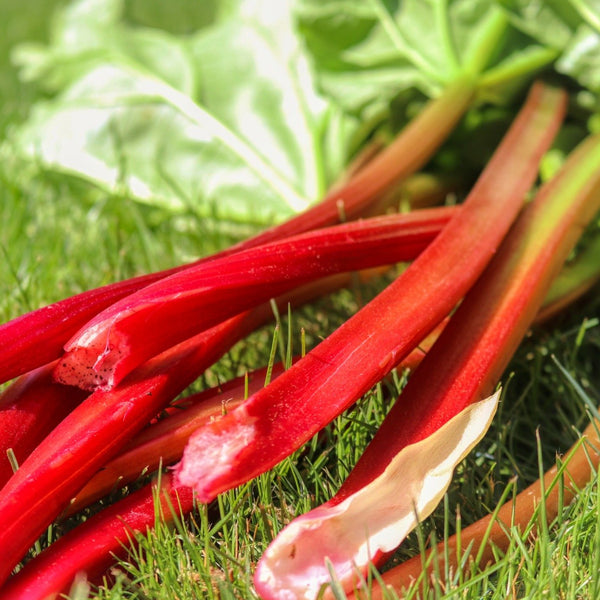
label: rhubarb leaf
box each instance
[294,0,556,117]
[498,0,600,97]
[254,392,499,600]
[557,26,600,95]
[495,0,582,49]
[7,0,358,225]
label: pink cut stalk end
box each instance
[175,408,257,503]
[253,393,499,600]
[254,502,357,600]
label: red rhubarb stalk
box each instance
[0,270,169,387]
[0,362,88,489]
[0,324,440,600]
[0,78,473,387]
[0,318,440,597]
[73,229,600,515]
[55,208,454,390]
[9,406,599,600]
[174,82,567,502]
[0,258,434,506]
[68,240,594,516]
[0,306,275,583]
[64,363,285,516]
[0,474,193,600]
[65,321,447,517]
[5,226,586,512]
[0,341,442,599]
[254,132,600,598]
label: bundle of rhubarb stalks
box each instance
[0,74,599,600]
[11,2,600,584]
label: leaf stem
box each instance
[568,0,600,34]
[461,8,509,77]
[370,0,442,83]
[478,47,560,95]
[538,233,600,321]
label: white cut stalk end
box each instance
[254,392,500,600]
[55,320,122,390]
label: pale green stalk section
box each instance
[532,134,600,252]
[478,47,560,92]
[541,234,600,320]
[460,9,509,76]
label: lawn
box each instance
[0,1,599,599]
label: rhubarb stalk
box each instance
[254,132,600,598]
[0,217,446,495]
[0,78,473,388]
[63,364,285,516]
[0,363,88,488]
[536,232,600,322]
[55,209,454,390]
[67,237,595,517]
[175,82,566,502]
[65,319,447,517]
[0,474,193,600]
[0,306,276,583]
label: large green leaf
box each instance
[8,0,358,225]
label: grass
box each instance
[1,1,600,599]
